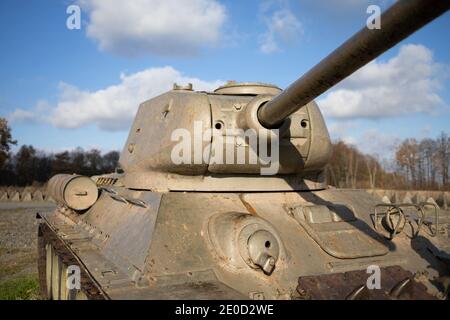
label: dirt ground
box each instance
[0,204,55,299]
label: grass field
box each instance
[0,275,40,300]
[0,205,54,300]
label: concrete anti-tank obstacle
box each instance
[33,190,45,202]
[402,192,413,204]
[0,191,8,201]
[10,191,21,202]
[426,197,438,207]
[21,191,32,202]
[392,192,402,204]
[412,193,426,205]
[6,186,16,194]
[381,195,391,204]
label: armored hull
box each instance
[37,187,449,299]
[37,0,450,300]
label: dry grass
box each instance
[0,207,41,300]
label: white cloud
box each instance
[260,9,303,54]
[259,1,303,54]
[9,100,50,124]
[78,0,227,56]
[327,120,358,139]
[9,109,36,123]
[319,44,447,119]
[328,123,401,157]
[356,129,400,156]
[10,67,224,131]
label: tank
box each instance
[37,0,450,300]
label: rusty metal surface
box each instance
[38,209,246,300]
[289,204,389,259]
[258,0,450,128]
[296,266,435,300]
[119,89,330,192]
[82,188,162,278]
[38,187,450,300]
[107,269,247,300]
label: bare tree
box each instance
[420,139,437,188]
[396,139,419,187]
[436,132,449,186]
[365,155,379,189]
[0,118,17,168]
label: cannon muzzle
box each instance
[258,0,450,128]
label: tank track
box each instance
[37,222,106,300]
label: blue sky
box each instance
[0,0,449,158]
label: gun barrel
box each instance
[258,0,450,128]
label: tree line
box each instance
[0,118,120,186]
[1,117,449,189]
[0,145,120,187]
[325,132,449,190]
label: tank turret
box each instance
[119,80,331,191]
[119,0,450,192]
